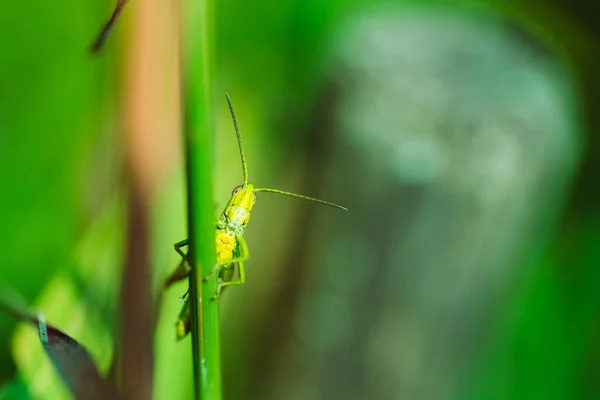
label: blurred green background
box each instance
[1,0,599,399]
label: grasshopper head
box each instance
[220,183,256,234]
[230,183,256,212]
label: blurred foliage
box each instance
[0,0,116,386]
[0,0,599,399]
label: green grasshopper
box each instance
[165,93,347,339]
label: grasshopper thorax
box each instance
[217,183,257,235]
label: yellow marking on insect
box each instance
[168,93,347,339]
[216,231,235,261]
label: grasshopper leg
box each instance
[175,297,191,340]
[212,260,246,300]
[209,235,249,300]
[174,239,189,260]
[164,239,191,289]
[203,234,249,282]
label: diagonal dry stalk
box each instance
[91,0,131,53]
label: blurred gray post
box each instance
[268,7,581,400]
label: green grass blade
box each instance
[179,0,220,398]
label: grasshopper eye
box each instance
[232,185,242,195]
[253,193,257,204]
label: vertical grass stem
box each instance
[179,0,220,398]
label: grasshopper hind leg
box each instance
[175,297,191,340]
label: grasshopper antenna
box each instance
[253,188,348,211]
[225,93,249,185]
